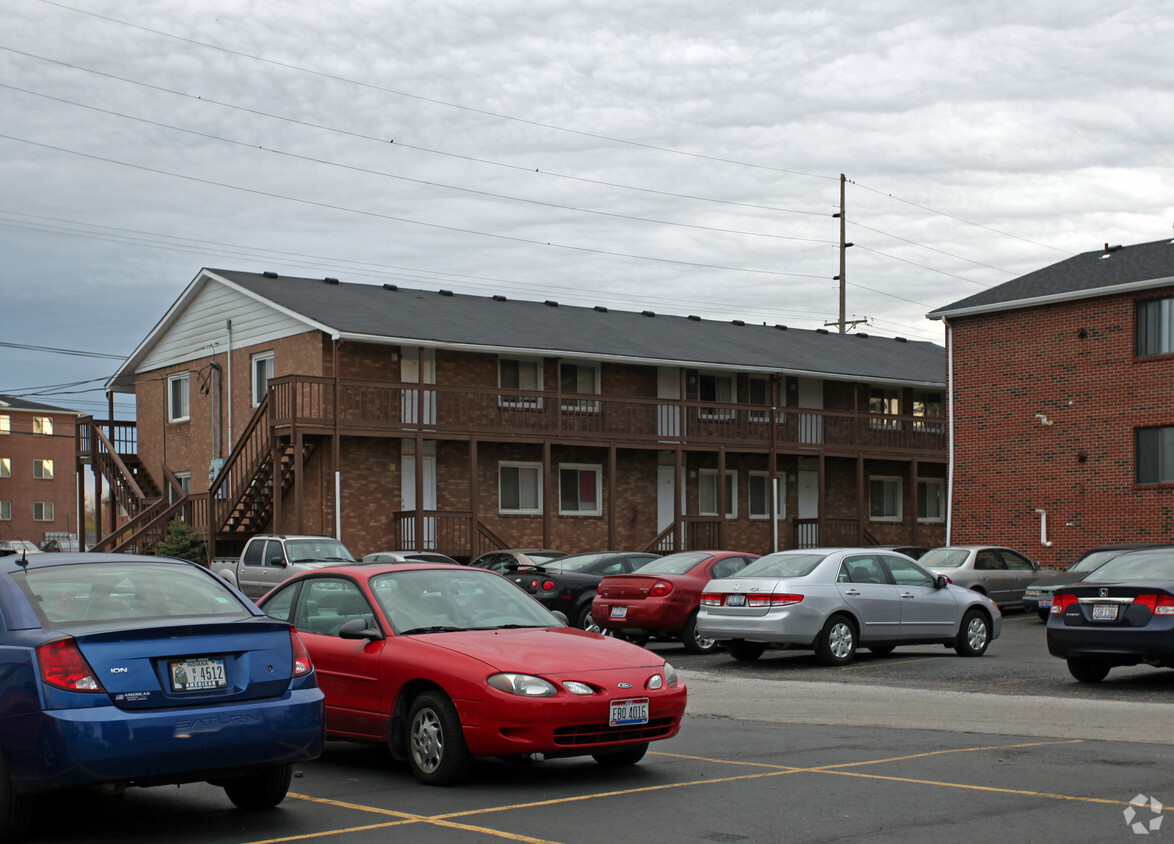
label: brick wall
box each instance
[948,286,1174,568]
[0,409,78,543]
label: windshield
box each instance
[919,548,970,568]
[13,561,249,627]
[637,552,710,575]
[286,539,357,563]
[369,568,558,634]
[736,553,828,579]
[524,551,565,565]
[1080,551,1174,583]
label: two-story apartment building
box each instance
[82,268,950,561]
[0,395,80,549]
[929,237,1174,568]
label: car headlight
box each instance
[663,661,680,687]
[488,673,557,697]
[1024,589,1039,597]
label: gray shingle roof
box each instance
[929,238,1174,318]
[0,395,78,413]
[214,270,945,386]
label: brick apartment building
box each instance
[82,268,950,561]
[929,237,1174,568]
[0,395,80,549]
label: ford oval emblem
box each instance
[618,682,632,689]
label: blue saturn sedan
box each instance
[0,552,324,838]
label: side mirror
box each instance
[935,574,950,589]
[550,610,569,626]
[269,556,287,568]
[337,617,383,641]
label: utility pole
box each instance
[827,173,867,334]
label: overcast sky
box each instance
[3,0,1172,417]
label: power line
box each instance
[0,340,127,360]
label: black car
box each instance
[504,551,659,630]
[1023,543,1169,620]
[1047,547,1174,682]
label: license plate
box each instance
[1038,595,1052,607]
[610,698,649,726]
[726,594,746,607]
[169,657,228,692]
[1091,604,1119,621]
[610,606,628,619]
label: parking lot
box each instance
[29,611,1174,843]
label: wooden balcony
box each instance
[270,376,946,458]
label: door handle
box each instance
[844,589,860,596]
[900,592,915,599]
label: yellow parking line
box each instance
[838,657,938,670]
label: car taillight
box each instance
[700,592,723,607]
[542,580,556,592]
[649,581,673,598]
[37,637,104,693]
[291,630,314,677]
[1051,593,1079,614]
[746,593,804,607]
[1133,594,1174,615]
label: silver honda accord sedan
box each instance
[696,548,1001,665]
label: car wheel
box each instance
[0,753,31,840]
[222,764,293,810]
[619,630,650,646]
[1067,658,1111,683]
[1037,609,1050,622]
[727,639,766,662]
[868,645,895,656]
[815,615,856,666]
[576,605,602,633]
[681,612,719,655]
[592,743,648,766]
[954,609,991,657]
[407,691,473,786]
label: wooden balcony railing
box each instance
[269,376,947,455]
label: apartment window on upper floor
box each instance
[560,362,600,412]
[869,387,901,431]
[917,478,945,522]
[0,501,9,520]
[0,416,8,435]
[33,459,53,480]
[33,502,54,522]
[1136,426,1174,484]
[748,472,785,519]
[252,352,274,406]
[0,458,8,478]
[869,476,902,521]
[559,464,601,516]
[32,416,53,436]
[499,461,542,514]
[748,376,772,422]
[699,469,737,518]
[168,372,191,423]
[1136,297,1174,357]
[698,372,735,420]
[912,390,945,434]
[499,358,543,409]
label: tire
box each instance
[576,604,602,634]
[868,645,895,656]
[1037,609,1050,622]
[407,691,473,786]
[1067,658,1111,683]
[727,639,766,662]
[815,615,856,666]
[954,609,991,657]
[0,753,32,840]
[620,631,650,646]
[222,764,293,810]
[592,742,648,767]
[681,612,719,655]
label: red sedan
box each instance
[258,563,686,785]
[591,551,760,653]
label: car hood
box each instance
[417,627,660,673]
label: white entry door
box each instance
[402,442,437,548]
[657,463,682,551]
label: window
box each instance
[912,390,945,433]
[749,472,785,519]
[699,469,736,518]
[33,416,53,436]
[170,472,191,504]
[499,462,542,513]
[168,373,190,422]
[884,555,934,588]
[0,458,8,478]
[869,387,900,430]
[748,377,772,421]
[698,372,735,420]
[33,502,54,521]
[252,352,274,406]
[559,464,601,515]
[869,476,902,521]
[499,358,542,408]
[560,363,600,411]
[1136,298,1174,357]
[917,478,945,522]
[1137,426,1174,484]
[0,416,8,435]
[33,459,53,480]
[0,502,9,520]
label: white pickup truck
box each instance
[211,534,358,599]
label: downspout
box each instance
[1034,509,1053,547]
[225,320,233,447]
[945,319,954,545]
[333,337,342,540]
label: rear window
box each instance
[638,552,710,575]
[12,561,250,627]
[1082,551,1174,582]
[737,553,827,579]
